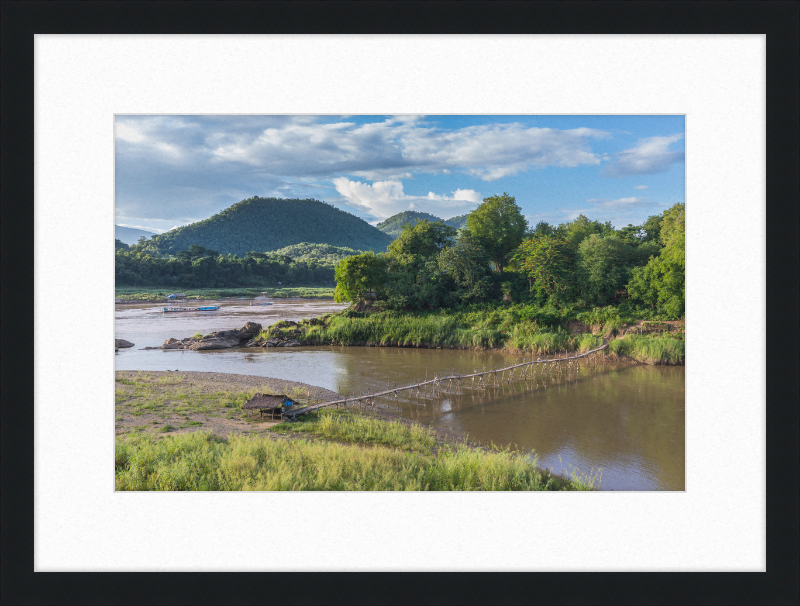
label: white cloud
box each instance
[159,117,611,182]
[602,134,684,178]
[332,178,481,220]
[634,185,648,190]
[114,122,146,143]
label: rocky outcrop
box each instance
[155,323,262,351]
[115,339,134,348]
[150,315,334,351]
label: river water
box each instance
[115,299,685,491]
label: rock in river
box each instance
[115,339,134,348]
[157,323,263,351]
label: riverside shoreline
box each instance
[114,370,601,491]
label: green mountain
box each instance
[376,210,472,239]
[115,225,156,245]
[376,211,445,239]
[144,197,393,256]
[444,214,469,230]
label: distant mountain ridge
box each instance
[443,214,469,230]
[143,197,393,256]
[115,225,156,245]
[376,211,471,239]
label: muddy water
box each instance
[116,300,685,491]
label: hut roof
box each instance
[242,393,286,410]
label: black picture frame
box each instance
[2,2,797,604]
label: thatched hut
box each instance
[243,393,288,420]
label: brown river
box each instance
[115,299,685,491]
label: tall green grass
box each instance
[303,313,505,349]
[301,312,594,354]
[607,335,684,365]
[115,431,596,491]
[273,410,438,453]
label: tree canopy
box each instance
[467,193,528,273]
[333,252,388,303]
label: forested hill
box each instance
[143,197,393,256]
[377,211,470,239]
[376,211,441,238]
[443,214,469,230]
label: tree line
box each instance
[115,242,342,288]
[334,193,685,319]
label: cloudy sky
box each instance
[115,114,685,234]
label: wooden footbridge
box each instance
[278,342,609,420]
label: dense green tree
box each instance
[556,214,614,246]
[386,219,456,264]
[333,252,388,303]
[576,234,633,304]
[467,193,527,273]
[380,220,457,310]
[640,213,664,243]
[528,221,555,238]
[512,235,576,298]
[617,224,646,245]
[628,203,684,317]
[437,232,494,303]
[115,239,130,250]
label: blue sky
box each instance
[115,115,684,234]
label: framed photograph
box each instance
[3,1,797,604]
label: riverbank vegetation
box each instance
[333,195,684,319]
[115,413,598,491]
[256,304,682,363]
[322,193,685,362]
[607,334,685,365]
[115,371,600,490]
[298,309,597,353]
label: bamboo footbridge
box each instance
[279,342,609,420]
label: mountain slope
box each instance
[145,197,393,256]
[376,210,472,239]
[443,214,469,230]
[376,211,443,239]
[115,225,156,245]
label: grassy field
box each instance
[115,286,335,301]
[115,411,599,491]
[114,373,599,491]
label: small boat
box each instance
[162,306,220,313]
[250,302,272,306]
